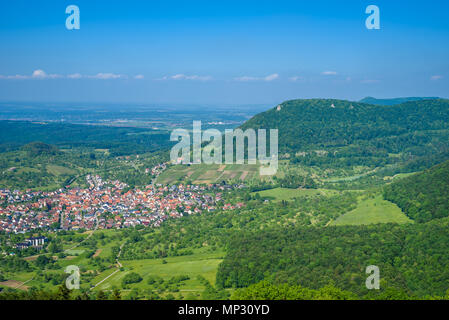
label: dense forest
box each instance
[216,217,449,298]
[383,159,449,223]
[241,99,449,172]
[242,99,449,151]
[231,281,449,300]
[359,96,439,106]
[2,281,447,300]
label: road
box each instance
[91,242,124,290]
[14,277,34,290]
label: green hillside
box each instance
[331,194,413,226]
[240,98,449,176]
[0,143,166,190]
[359,97,440,106]
[216,218,449,298]
[383,159,449,223]
[241,98,449,153]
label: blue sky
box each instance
[0,0,448,105]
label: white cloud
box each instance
[30,69,61,79]
[431,75,443,81]
[0,74,29,80]
[159,74,212,81]
[67,73,83,79]
[171,74,188,80]
[234,76,257,82]
[234,73,279,82]
[264,73,279,81]
[0,70,133,80]
[0,69,62,79]
[88,73,125,80]
[322,71,338,76]
[134,74,145,80]
[72,72,127,80]
[32,69,47,78]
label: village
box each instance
[0,163,245,235]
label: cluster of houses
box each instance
[145,163,166,175]
[0,164,246,234]
[15,236,48,250]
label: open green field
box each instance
[391,172,418,180]
[16,167,41,174]
[252,187,339,201]
[46,164,76,175]
[331,194,413,226]
[93,250,225,299]
[2,235,225,299]
[64,249,85,255]
[156,163,261,185]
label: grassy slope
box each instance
[252,188,338,201]
[359,97,439,106]
[94,250,224,299]
[383,159,449,222]
[332,194,413,226]
[3,230,224,299]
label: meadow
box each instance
[252,187,339,201]
[1,226,226,300]
[331,194,413,226]
[93,250,225,299]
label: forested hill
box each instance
[240,98,449,156]
[383,160,449,223]
[359,97,440,106]
[216,218,449,298]
[0,121,172,156]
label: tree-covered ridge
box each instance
[216,218,449,298]
[240,99,449,160]
[232,281,449,300]
[383,159,449,223]
[359,97,440,106]
[21,142,61,156]
[0,145,167,190]
[1,281,447,300]
[232,281,358,300]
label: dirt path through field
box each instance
[93,249,102,258]
[0,280,29,290]
[240,171,249,180]
[91,243,124,290]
